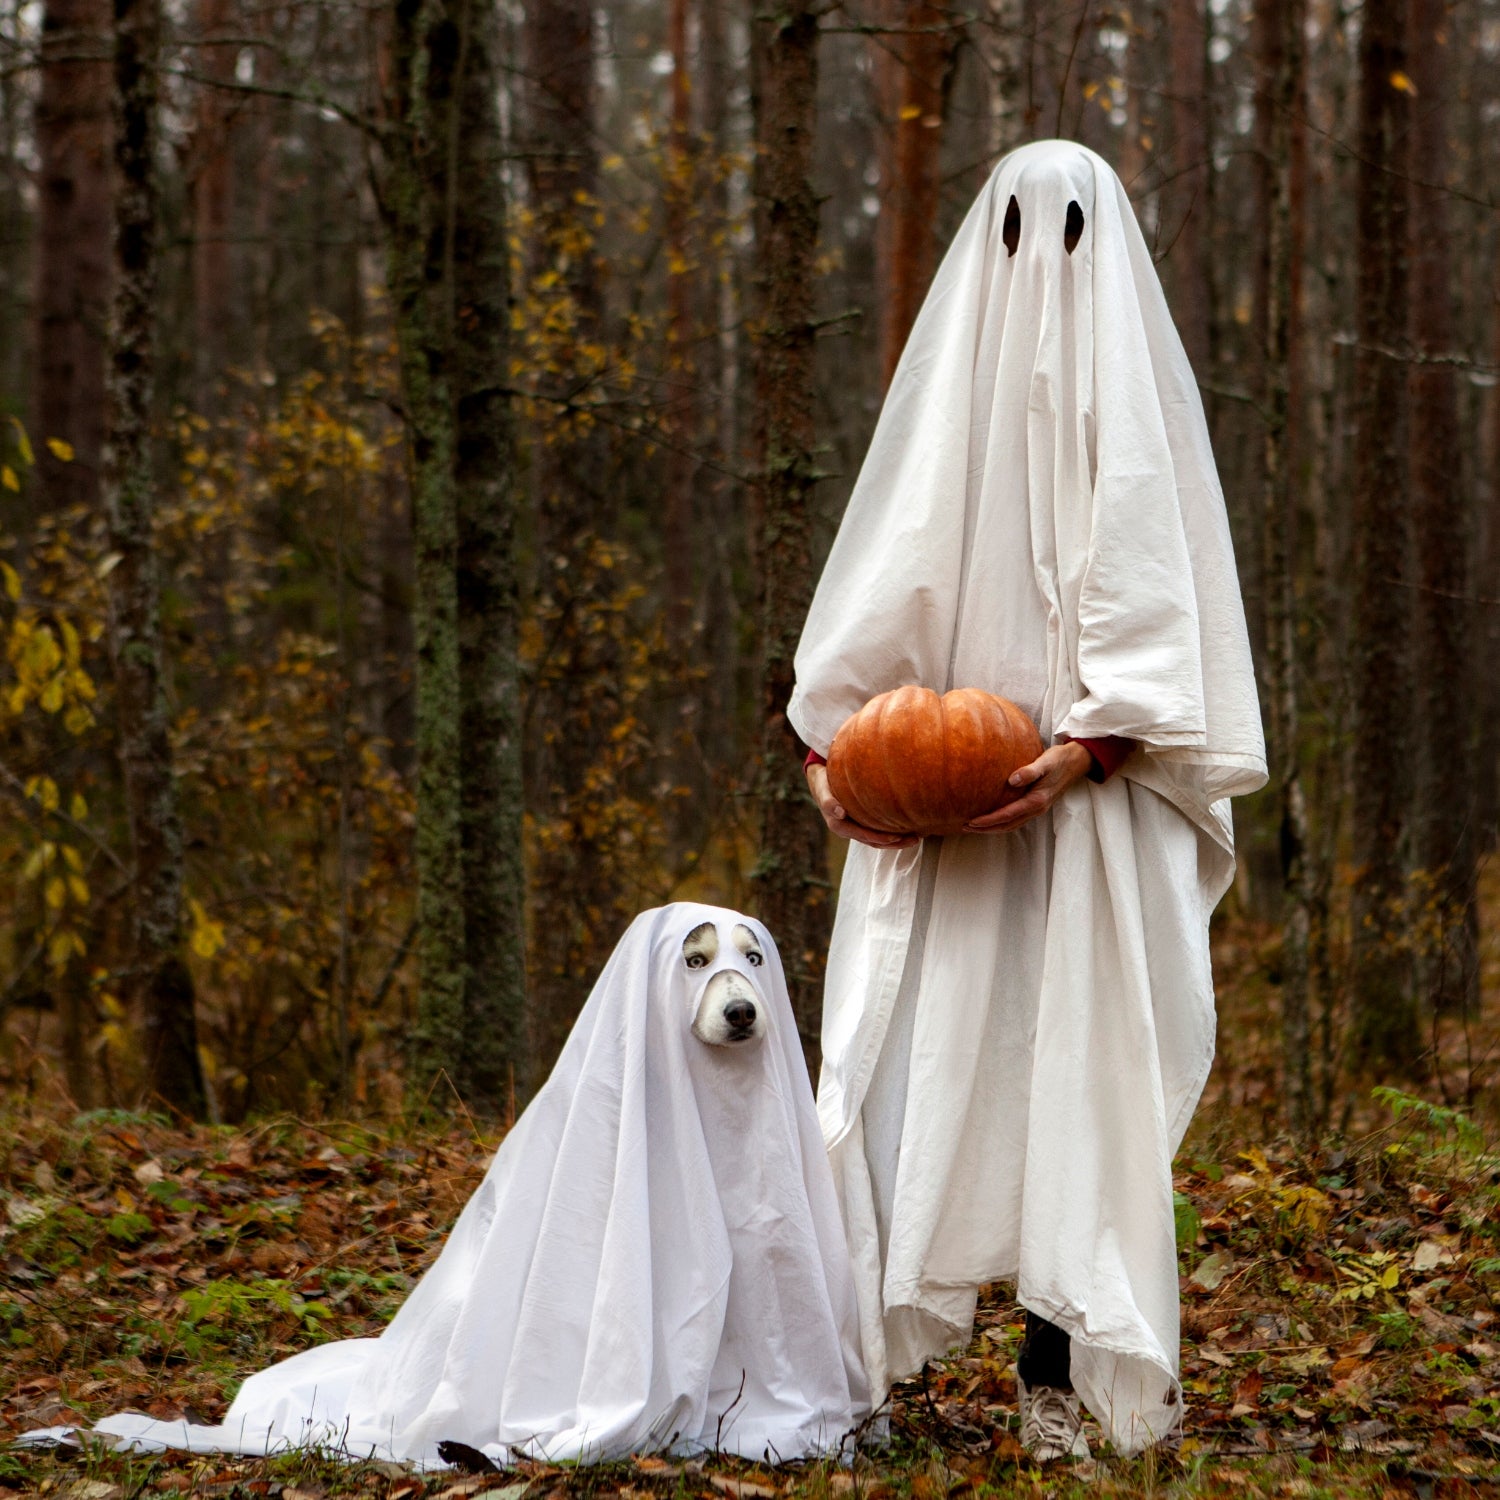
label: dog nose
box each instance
[724,999,756,1031]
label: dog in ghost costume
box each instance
[27,906,868,1467]
[793,140,1266,1458]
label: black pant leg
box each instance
[1016,1309,1072,1390]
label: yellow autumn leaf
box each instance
[0,562,19,601]
[48,928,81,967]
[1,466,17,493]
[898,103,923,121]
[69,792,88,820]
[63,704,95,735]
[45,438,74,462]
[94,1020,129,1055]
[33,776,59,812]
[45,875,67,909]
[62,845,83,872]
[39,677,64,713]
[68,874,89,904]
[1390,70,1416,92]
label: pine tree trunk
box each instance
[751,0,829,1076]
[664,0,697,633]
[446,0,527,1108]
[1349,0,1416,1070]
[874,1,955,388]
[1167,0,1212,376]
[106,0,207,1117]
[383,0,466,1106]
[1257,0,1313,1133]
[519,0,626,1072]
[188,0,234,401]
[1408,0,1477,1016]
[31,0,113,514]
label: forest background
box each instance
[0,0,1496,1143]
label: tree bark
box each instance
[874,1,956,388]
[31,0,113,514]
[445,0,527,1108]
[519,0,623,1072]
[751,0,830,1076]
[1256,0,1313,1133]
[1166,0,1212,376]
[188,0,235,402]
[383,0,466,1106]
[105,0,207,1117]
[664,0,698,633]
[1349,0,1416,1070]
[1408,0,1477,1016]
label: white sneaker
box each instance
[1018,1378,1090,1462]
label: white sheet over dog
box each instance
[80,904,869,1466]
[789,141,1265,1453]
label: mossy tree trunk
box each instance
[106,0,207,1118]
[750,0,830,1079]
[383,0,524,1114]
[445,0,526,1107]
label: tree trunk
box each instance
[1256,0,1313,1133]
[31,0,113,515]
[664,0,697,633]
[383,0,466,1106]
[874,0,956,388]
[188,0,235,401]
[106,0,207,1117]
[750,0,829,1076]
[1349,0,1416,1070]
[1408,0,1477,1016]
[519,0,622,1071]
[1166,0,1211,376]
[446,0,527,1108]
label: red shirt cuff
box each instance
[804,749,827,772]
[1074,735,1134,783]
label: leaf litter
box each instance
[0,1098,1497,1498]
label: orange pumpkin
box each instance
[825,686,1045,837]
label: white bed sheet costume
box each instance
[789,140,1266,1454]
[57,905,869,1467]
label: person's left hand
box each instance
[963,741,1094,835]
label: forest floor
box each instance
[0,1093,1496,1500]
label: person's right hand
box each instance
[806,763,921,849]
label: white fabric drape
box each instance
[80,905,869,1467]
[789,140,1265,1453]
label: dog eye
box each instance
[746,951,763,966]
[685,953,707,969]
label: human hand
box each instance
[806,763,921,850]
[963,741,1094,835]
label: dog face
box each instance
[684,919,768,1046]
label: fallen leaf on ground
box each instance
[710,1477,779,1499]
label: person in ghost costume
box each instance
[25,905,869,1468]
[791,140,1266,1460]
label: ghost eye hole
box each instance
[1003,194,1020,258]
[1064,200,1084,254]
[731,922,765,968]
[682,921,719,970]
